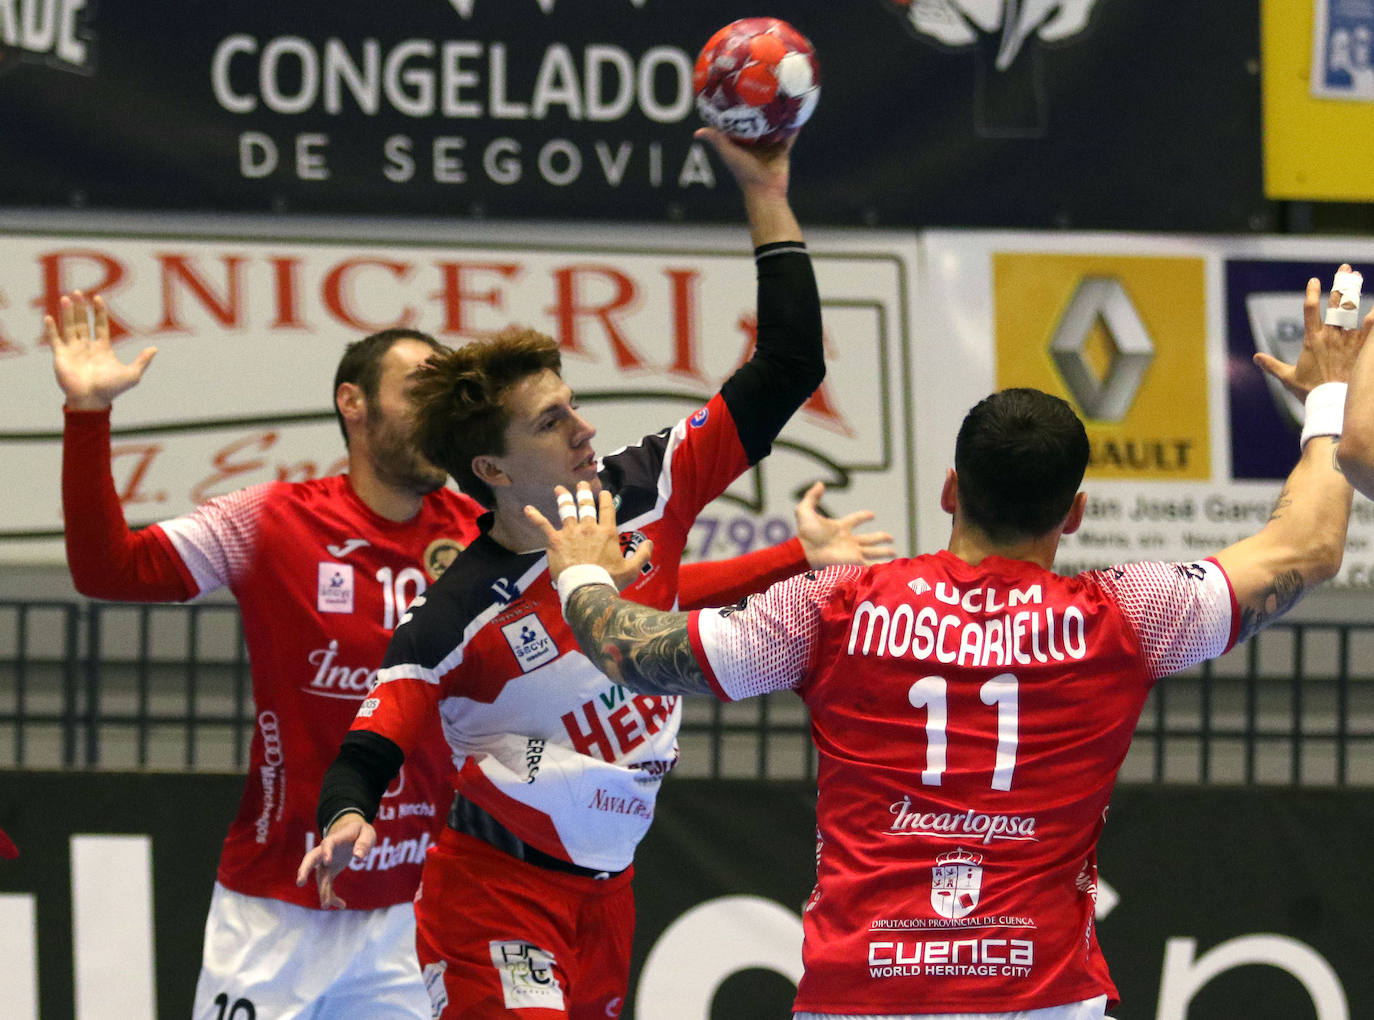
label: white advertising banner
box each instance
[917,230,1374,590]
[0,216,920,566]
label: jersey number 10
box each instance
[908,674,1019,791]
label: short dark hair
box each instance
[409,326,563,507]
[954,388,1090,542]
[333,328,444,446]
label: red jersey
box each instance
[688,551,1238,1015]
[61,408,803,908]
[62,408,484,910]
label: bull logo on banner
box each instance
[882,0,1101,137]
[931,847,984,919]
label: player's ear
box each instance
[336,382,365,428]
[472,455,510,489]
[939,468,958,515]
[1060,491,1088,535]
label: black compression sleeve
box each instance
[315,730,406,834]
[719,242,825,464]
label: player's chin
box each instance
[409,468,449,495]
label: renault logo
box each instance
[1050,277,1154,422]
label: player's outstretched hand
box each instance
[526,482,652,588]
[45,290,157,411]
[695,126,792,198]
[794,481,896,568]
[1254,265,1372,400]
[295,812,376,909]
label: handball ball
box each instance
[693,18,820,145]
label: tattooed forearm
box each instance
[565,584,712,697]
[1236,568,1305,643]
[1267,480,1293,523]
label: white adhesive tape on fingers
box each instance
[1325,269,1363,328]
[557,493,577,521]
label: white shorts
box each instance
[795,994,1111,1020]
[191,883,430,1020]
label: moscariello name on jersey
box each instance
[848,600,1087,667]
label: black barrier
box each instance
[0,0,1267,231]
[0,773,1369,1018]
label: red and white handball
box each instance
[693,17,820,145]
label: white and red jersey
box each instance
[352,392,757,872]
[62,410,484,910]
[688,550,1239,1015]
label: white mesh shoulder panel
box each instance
[1084,559,1235,681]
[695,564,864,701]
[158,483,275,595]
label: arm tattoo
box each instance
[565,584,712,697]
[1267,480,1293,522]
[1236,568,1305,644]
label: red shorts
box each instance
[414,829,636,1019]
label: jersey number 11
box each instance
[908,674,1019,791]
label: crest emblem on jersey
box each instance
[618,530,655,578]
[931,848,983,920]
[424,537,466,580]
[501,614,560,672]
[689,407,710,428]
[317,563,355,614]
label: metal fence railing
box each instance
[1,600,1372,784]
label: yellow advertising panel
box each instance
[1263,0,1374,200]
[993,254,1209,480]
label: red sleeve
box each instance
[678,537,806,610]
[62,408,197,601]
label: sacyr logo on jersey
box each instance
[317,562,354,614]
[931,847,984,920]
[994,253,1209,480]
[424,537,465,580]
[501,614,559,672]
[880,0,1100,138]
[489,940,565,1011]
[0,0,95,79]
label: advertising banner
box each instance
[1263,0,1374,200]
[0,216,919,565]
[0,0,1266,231]
[1,774,1369,1018]
[917,230,1374,589]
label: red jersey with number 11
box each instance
[688,550,1238,1015]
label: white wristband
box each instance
[1299,382,1347,449]
[555,564,616,611]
